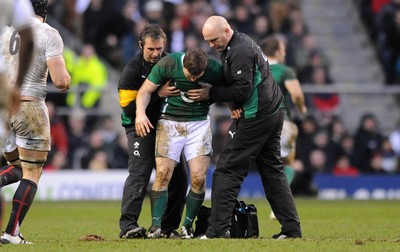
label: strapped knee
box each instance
[19,156,46,169]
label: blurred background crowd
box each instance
[26,0,400,195]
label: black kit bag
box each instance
[230,200,259,238]
[193,200,259,238]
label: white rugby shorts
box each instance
[155,118,212,162]
[2,100,51,152]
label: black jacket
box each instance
[209,31,283,119]
[118,51,166,132]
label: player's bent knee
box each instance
[190,174,206,191]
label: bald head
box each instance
[203,16,229,35]
[202,16,233,52]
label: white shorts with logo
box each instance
[280,119,297,158]
[2,100,51,153]
[155,118,212,162]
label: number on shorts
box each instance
[9,30,20,55]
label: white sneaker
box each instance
[147,226,162,239]
[199,234,209,240]
[181,226,193,239]
[0,232,33,244]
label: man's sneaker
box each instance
[199,234,209,240]
[272,231,302,240]
[147,225,162,239]
[198,230,230,239]
[181,225,194,239]
[0,233,32,244]
[120,226,146,239]
[162,230,180,239]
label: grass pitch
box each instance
[0,198,399,251]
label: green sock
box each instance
[150,190,168,227]
[284,165,295,184]
[182,190,205,227]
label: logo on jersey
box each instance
[180,91,195,103]
[237,70,242,74]
[228,131,236,138]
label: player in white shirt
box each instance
[0,0,34,146]
[0,0,70,245]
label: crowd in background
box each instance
[358,0,400,84]
[38,0,399,189]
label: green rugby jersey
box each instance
[148,52,223,121]
[270,63,297,119]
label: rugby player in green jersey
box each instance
[135,48,223,239]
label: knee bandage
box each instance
[19,156,46,169]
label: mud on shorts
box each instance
[2,100,51,153]
[155,118,212,162]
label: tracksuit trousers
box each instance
[206,109,301,237]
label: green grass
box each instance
[1,198,399,251]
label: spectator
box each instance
[309,66,339,125]
[375,0,400,84]
[231,5,253,34]
[285,21,308,68]
[211,0,233,19]
[370,153,388,173]
[65,43,108,130]
[296,115,319,169]
[332,156,359,176]
[143,0,165,24]
[251,15,273,45]
[309,149,328,173]
[353,113,385,173]
[97,115,119,151]
[88,150,109,171]
[82,0,109,48]
[268,0,290,33]
[337,133,357,168]
[46,101,69,170]
[109,134,129,169]
[168,17,185,53]
[80,129,106,169]
[381,138,398,173]
[312,130,337,171]
[66,109,90,169]
[298,49,331,84]
[121,19,148,65]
